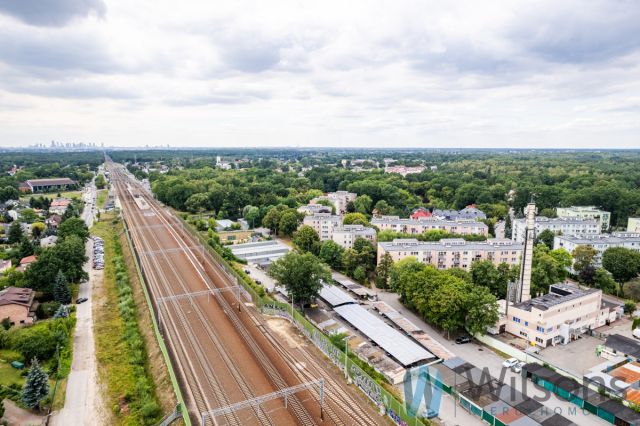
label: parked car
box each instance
[254,279,262,285]
[76,297,88,304]
[502,358,519,368]
[244,269,251,274]
[511,361,526,373]
[455,335,471,344]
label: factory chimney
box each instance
[517,202,535,302]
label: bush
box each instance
[37,301,62,319]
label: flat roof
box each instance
[230,240,291,257]
[379,238,522,252]
[26,178,75,185]
[333,304,435,367]
[605,334,640,359]
[318,284,356,307]
[513,283,599,312]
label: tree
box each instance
[22,358,50,410]
[31,221,45,238]
[504,214,512,239]
[353,265,367,283]
[53,270,71,304]
[268,252,331,308]
[375,252,393,289]
[353,195,373,215]
[293,225,320,254]
[572,245,598,284]
[593,268,618,294]
[465,286,499,336]
[26,235,88,295]
[8,221,23,244]
[535,229,556,249]
[602,247,640,293]
[11,327,57,362]
[53,304,69,319]
[261,206,284,233]
[94,173,106,189]
[318,240,344,269]
[243,205,261,228]
[18,237,35,260]
[278,210,300,237]
[353,237,376,274]
[624,300,637,315]
[342,213,369,226]
[373,200,393,216]
[341,248,360,278]
[58,217,89,242]
[20,208,38,223]
[184,193,210,214]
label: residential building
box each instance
[49,198,71,215]
[302,213,342,241]
[628,218,640,233]
[331,225,376,249]
[432,205,487,221]
[0,259,11,273]
[46,214,62,228]
[377,238,523,271]
[384,165,425,176]
[310,191,357,215]
[16,255,37,272]
[19,178,76,193]
[554,233,640,267]
[511,217,600,243]
[40,235,58,248]
[557,206,611,232]
[297,204,332,215]
[410,207,432,220]
[505,283,618,348]
[371,216,488,236]
[0,287,36,326]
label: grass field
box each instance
[20,190,83,204]
[0,349,24,388]
[96,189,108,209]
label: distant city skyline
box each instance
[0,1,639,149]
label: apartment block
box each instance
[554,232,640,267]
[377,238,522,271]
[310,191,357,214]
[628,218,640,233]
[302,213,342,241]
[557,206,611,232]
[371,216,488,236]
[505,283,618,348]
[331,225,376,249]
[511,216,600,243]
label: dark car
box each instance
[76,297,88,304]
[244,269,251,274]
[254,279,262,285]
[455,335,471,344]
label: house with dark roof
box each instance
[0,287,37,326]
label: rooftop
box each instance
[0,286,34,308]
[372,215,487,228]
[605,334,640,359]
[318,283,356,307]
[555,232,640,245]
[513,283,599,312]
[25,178,75,186]
[379,238,522,251]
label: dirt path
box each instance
[51,239,108,426]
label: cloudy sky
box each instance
[0,0,639,149]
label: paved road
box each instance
[373,290,608,426]
[53,178,105,426]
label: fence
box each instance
[176,216,429,426]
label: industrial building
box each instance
[377,238,522,271]
[553,232,640,267]
[229,240,290,266]
[511,216,599,243]
[556,206,611,232]
[371,215,488,236]
[19,177,76,193]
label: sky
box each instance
[0,0,639,149]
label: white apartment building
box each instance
[302,213,342,241]
[511,217,600,243]
[331,225,376,249]
[554,232,640,267]
[556,206,611,232]
[505,283,618,348]
[628,218,640,233]
[297,204,332,215]
[371,216,488,236]
[377,238,522,271]
[310,191,357,215]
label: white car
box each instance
[502,358,518,368]
[511,361,526,373]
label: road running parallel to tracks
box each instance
[108,163,387,426]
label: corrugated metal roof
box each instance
[318,284,356,307]
[333,304,434,367]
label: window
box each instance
[512,317,521,323]
[525,321,529,326]
[536,326,544,333]
[519,331,528,337]
[535,337,544,344]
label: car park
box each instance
[92,236,105,270]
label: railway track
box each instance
[109,163,388,426]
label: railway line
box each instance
[108,163,388,426]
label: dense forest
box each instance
[128,149,640,228]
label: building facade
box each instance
[0,287,36,326]
[511,217,600,243]
[377,238,522,271]
[554,232,640,267]
[628,218,640,233]
[556,206,611,232]
[505,283,617,348]
[310,191,357,215]
[331,225,377,249]
[302,213,342,241]
[20,178,76,193]
[371,216,488,236]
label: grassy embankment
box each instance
[92,213,174,425]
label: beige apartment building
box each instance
[628,218,640,233]
[331,225,376,249]
[505,283,619,348]
[302,213,342,241]
[377,238,522,271]
[310,191,357,215]
[371,216,488,236]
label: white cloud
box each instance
[0,0,639,148]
